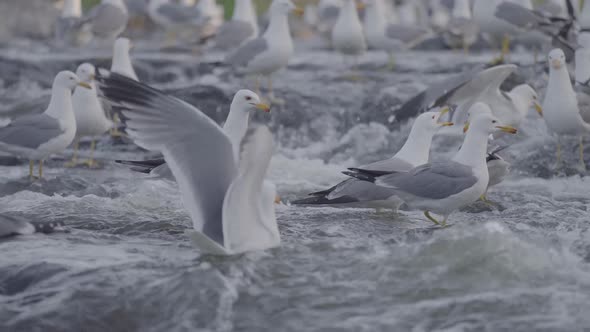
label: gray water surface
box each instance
[1,46,590,332]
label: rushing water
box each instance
[1,44,590,332]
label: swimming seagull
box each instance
[396,64,542,134]
[96,70,280,255]
[292,109,454,210]
[345,104,518,226]
[212,0,258,51]
[226,0,301,104]
[77,0,129,42]
[67,63,113,168]
[442,0,479,52]
[0,71,90,179]
[331,0,367,71]
[363,0,431,69]
[115,89,271,180]
[542,48,590,170]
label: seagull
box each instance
[115,89,271,179]
[55,0,87,46]
[473,0,522,64]
[148,0,210,43]
[292,108,454,210]
[109,37,138,137]
[78,0,129,42]
[542,48,590,170]
[485,146,511,201]
[96,70,280,255]
[0,71,90,179]
[331,0,367,71]
[429,0,451,32]
[396,64,542,134]
[226,0,301,104]
[442,0,479,52]
[317,0,341,40]
[363,0,431,69]
[67,63,112,168]
[344,104,518,226]
[212,0,258,51]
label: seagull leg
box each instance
[65,138,79,167]
[267,76,284,105]
[83,139,99,168]
[110,114,126,138]
[424,211,441,226]
[490,35,509,65]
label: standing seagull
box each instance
[109,37,138,137]
[96,71,280,255]
[363,0,431,69]
[442,0,479,52]
[542,48,590,170]
[473,0,521,64]
[293,109,453,209]
[55,0,87,46]
[345,105,518,226]
[78,0,129,43]
[0,72,90,179]
[68,63,112,167]
[226,0,301,104]
[116,90,271,179]
[332,0,366,72]
[212,0,258,51]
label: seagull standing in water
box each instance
[331,0,366,74]
[67,63,112,168]
[226,0,302,104]
[345,104,518,226]
[96,71,280,255]
[0,72,90,179]
[542,48,590,171]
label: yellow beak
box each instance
[292,7,304,16]
[439,121,454,127]
[551,59,562,69]
[437,107,452,126]
[255,103,271,113]
[496,125,518,134]
[534,102,543,117]
[463,121,470,133]
[78,82,92,89]
[356,1,366,10]
[89,74,96,81]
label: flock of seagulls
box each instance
[1,0,590,254]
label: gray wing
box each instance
[494,2,548,30]
[85,3,129,37]
[0,95,50,119]
[362,157,415,172]
[213,20,255,50]
[96,70,236,246]
[0,114,63,150]
[157,3,201,23]
[385,24,432,46]
[375,161,478,200]
[225,37,268,67]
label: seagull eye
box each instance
[432,115,435,119]
[245,96,252,101]
[492,120,497,124]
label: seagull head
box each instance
[75,63,96,84]
[510,84,542,117]
[463,103,517,135]
[55,71,91,91]
[233,90,270,113]
[271,0,301,16]
[548,48,566,70]
[415,107,454,132]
